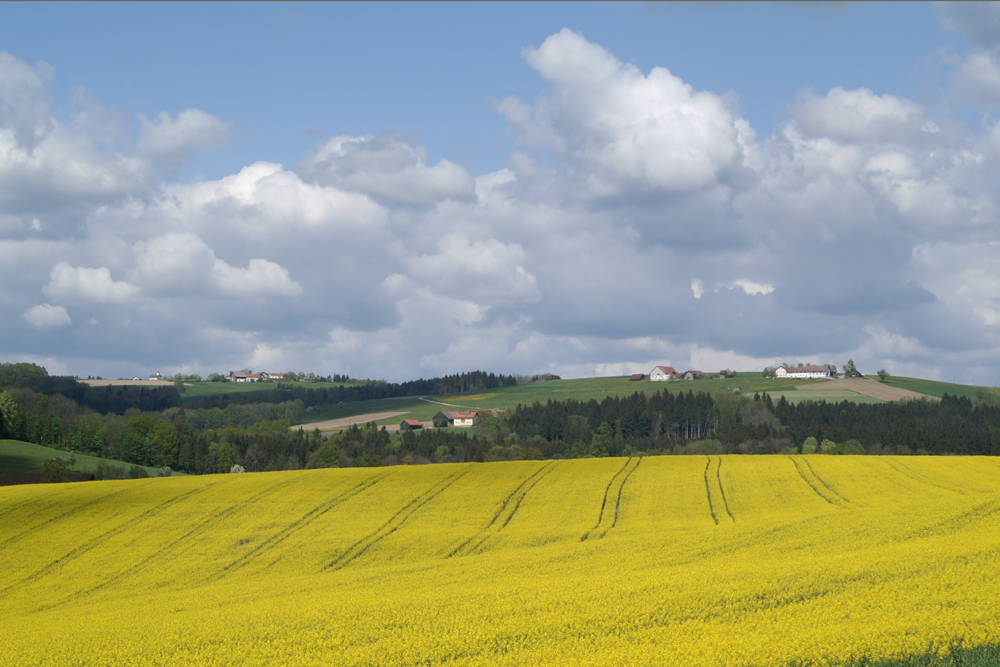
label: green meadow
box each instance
[0,440,163,476]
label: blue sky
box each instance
[2,2,1000,383]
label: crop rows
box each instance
[1,456,998,666]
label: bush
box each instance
[129,465,150,479]
[802,437,818,454]
[95,462,125,480]
[229,464,245,473]
[156,466,172,477]
[42,456,71,483]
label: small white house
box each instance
[775,365,832,379]
[650,366,680,381]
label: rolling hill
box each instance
[1,456,997,666]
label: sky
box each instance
[2,1,1000,384]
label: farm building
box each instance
[682,370,703,381]
[149,371,162,381]
[629,373,645,381]
[400,419,423,431]
[775,365,832,379]
[432,410,498,427]
[649,366,680,381]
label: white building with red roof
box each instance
[649,366,680,381]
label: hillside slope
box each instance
[1,457,998,666]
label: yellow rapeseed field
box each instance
[1,456,998,666]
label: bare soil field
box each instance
[291,412,414,432]
[81,379,180,387]
[796,378,938,402]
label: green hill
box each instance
[0,440,163,476]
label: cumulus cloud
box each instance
[788,87,926,142]
[0,52,54,151]
[6,33,1000,383]
[129,233,302,298]
[137,108,234,175]
[21,303,70,329]
[299,134,475,206]
[43,262,139,304]
[494,28,758,196]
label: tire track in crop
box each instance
[905,499,1000,540]
[715,457,735,522]
[879,458,968,496]
[598,457,642,538]
[788,457,839,506]
[447,463,554,557]
[0,486,132,552]
[327,468,471,571]
[0,480,226,596]
[703,456,719,525]
[228,470,395,575]
[800,457,852,504]
[581,458,634,541]
[40,475,300,610]
[0,484,83,525]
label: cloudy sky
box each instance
[2,2,1000,383]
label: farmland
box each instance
[1,456,998,666]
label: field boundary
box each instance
[795,378,938,403]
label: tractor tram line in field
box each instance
[788,456,840,507]
[607,456,642,533]
[714,457,735,522]
[446,463,552,558]
[327,468,472,572]
[57,475,303,609]
[882,457,970,496]
[581,457,637,541]
[222,470,396,577]
[456,463,558,557]
[0,486,132,553]
[0,484,82,526]
[0,480,227,598]
[3,456,1000,666]
[703,456,720,525]
[798,458,852,505]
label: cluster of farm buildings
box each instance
[631,364,834,382]
[398,410,499,431]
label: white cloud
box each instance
[129,232,302,298]
[213,258,303,298]
[495,28,756,196]
[732,279,774,296]
[137,108,234,174]
[299,134,475,206]
[6,34,1000,383]
[21,303,70,329]
[43,262,139,304]
[788,87,925,142]
[948,51,1000,108]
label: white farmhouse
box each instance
[649,366,680,381]
[775,365,832,379]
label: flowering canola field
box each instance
[1,456,999,666]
